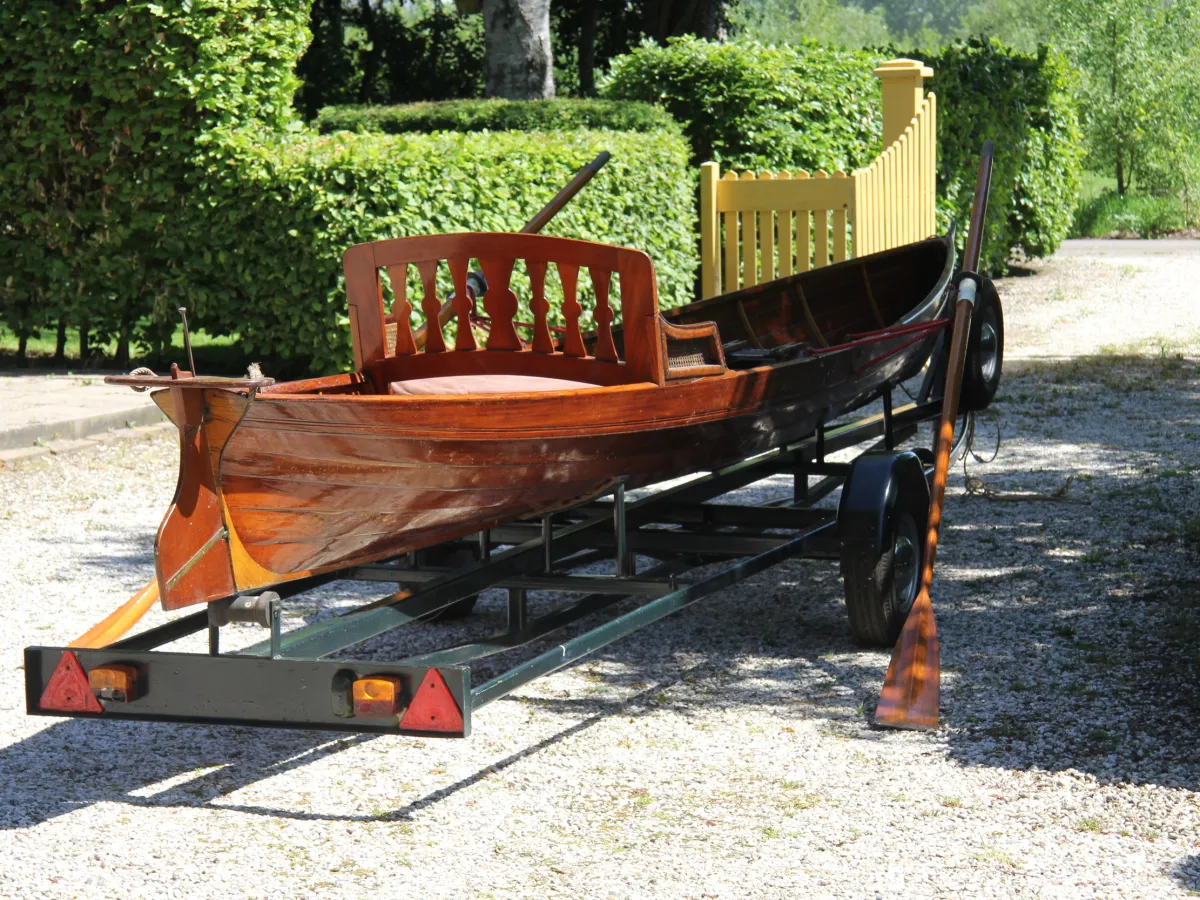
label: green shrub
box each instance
[1071,190,1186,238]
[600,36,885,173]
[314,99,682,138]
[926,39,1084,272]
[175,127,696,373]
[0,0,309,359]
[2,2,693,375]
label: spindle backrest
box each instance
[344,233,665,386]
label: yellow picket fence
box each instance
[699,59,937,299]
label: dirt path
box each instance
[1000,239,1200,359]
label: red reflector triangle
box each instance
[39,651,103,714]
[399,669,463,734]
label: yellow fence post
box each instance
[874,58,934,149]
[700,161,721,298]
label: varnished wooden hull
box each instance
[156,237,955,608]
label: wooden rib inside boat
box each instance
[116,231,954,610]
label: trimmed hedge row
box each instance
[601,36,1084,272]
[181,128,696,372]
[601,37,884,173]
[314,98,682,138]
[1,2,694,373]
[0,0,310,358]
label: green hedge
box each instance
[1,2,694,374]
[314,98,682,138]
[0,0,309,358]
[180,128,696,372]
[601,36,1084,272]
[601,37,884,173]
[925,39,1083,273]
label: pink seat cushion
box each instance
[389,374,599,396]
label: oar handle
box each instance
[960,140,994,274]
[414,152,612,349]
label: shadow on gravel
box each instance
[0,717,374,828]
[1174,854,1200,892]
[935,356,1200,791]
[1,559,887,828]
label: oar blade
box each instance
[874,588,940,730]
[68,578,160,649]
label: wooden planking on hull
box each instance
[131,234,955,605]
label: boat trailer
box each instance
[25,382,965,738]
[25,142,1001,738]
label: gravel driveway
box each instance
[1,241,1198,898]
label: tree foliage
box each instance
[0,0,309,360]
[295,2,486,118]
[1052,0,1200,197]
[729,0,890,48]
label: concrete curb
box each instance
[0,421,174,465]
[0,404,166,452]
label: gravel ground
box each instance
[1,244,1199,898]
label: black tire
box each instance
[960,276,1004,412]
[838,451,930,647]
[417,545,480,621]
[842,509,923,646]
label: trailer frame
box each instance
[26,386,962,738]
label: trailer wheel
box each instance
[959,276,1003,412]
[837,451,930,647]
[417,545,480,621]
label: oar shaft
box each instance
[918,298,972,587]
[520,151,611,235]
[917,140,994,594]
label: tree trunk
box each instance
[54,316,67,364]
[16,334,28,366]
[483,0,555,99]
[579,2,599,97]
[1116,156,1125,196]
[356,0,383,104]
[116,326,130,369]
[79,322,89,362]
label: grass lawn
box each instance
[0,322,251,375]
[1071,170,1193,238]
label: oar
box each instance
[68,578,160,649]
[875,140,995,730]
[412,151,612,349]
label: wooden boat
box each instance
[113,231,954,610]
